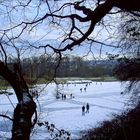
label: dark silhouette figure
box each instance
[82,105,85,116]
[84,87,86,92]
[70,94,72,99]
[80,88,82,92]
[64,94,66,100]
[62,94,64,100]
[36,90,39,98]
[31,91,35,97]
[86,103,89,113]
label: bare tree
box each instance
[0,0,139,139]
[114,12,140,100]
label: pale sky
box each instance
[0,0,122,60]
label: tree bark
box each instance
[11,98,36,140]
[0,61,36,140]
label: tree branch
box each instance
[0,114,13,121]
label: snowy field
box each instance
[0,81,132,139]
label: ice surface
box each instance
[0,81,132,139]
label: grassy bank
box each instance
[0,76,117,90]
[55,76,117,82]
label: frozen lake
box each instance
[0,81,131,139]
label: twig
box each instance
[0,114,13,121]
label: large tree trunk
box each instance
[11,97,36,140]
[0,61,36,140]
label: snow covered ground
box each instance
[0,81,132,139]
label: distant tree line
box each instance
[5,55,115,82]
[26,56,116,79]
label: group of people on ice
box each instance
[61,93,74,100]
[80,82,91,92]
[56,93,74,100]
[82,103,90,116]
[80,87,87,92]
